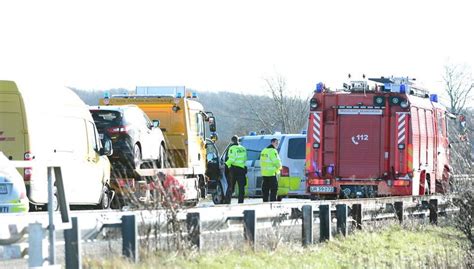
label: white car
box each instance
[0,152,29,213]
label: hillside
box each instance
[71,88,309,151]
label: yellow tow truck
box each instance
[99,86,220,207]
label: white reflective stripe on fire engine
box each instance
[312,112,321,143]
[338,109,383,115]
[397,113,406,144]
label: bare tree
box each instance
[443,63,474,114]
[242,74,309,134]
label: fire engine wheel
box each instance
[133,144,142,170]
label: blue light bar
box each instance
[430,94,438,103]
[192,92,198,98]
[316,82,324,93]
[176,92,182,98]
[400,84,406,94]
[249,131,257,136]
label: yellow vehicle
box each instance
[99,86,218,205]
[0,80,113,210]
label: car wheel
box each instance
[212,181,224,204]
[133,144,142,170]
[157,144,166,168]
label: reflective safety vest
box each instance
[226,144,247,169]
[260,147,282,176]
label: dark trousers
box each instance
[226,166,246,204]
[262,176,278,202]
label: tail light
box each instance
[107,125,130,135]
[281,166,289,177]
[393,180,410,187]
[309,179,331,185]
[24,151,32,181]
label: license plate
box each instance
[0,206,9,213]
[99,133,104,139]
[310,186,335,193]
[0,184,7,194]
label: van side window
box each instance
[240,138,272,161]
[87,121,99,152]
[288,138,306,159]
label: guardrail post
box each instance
[302,205,313,246]
[352,204,362,229]
[47,167,56,265]
[64,217,81,269]
[394,201,404,224]
[186,212,202,251]
[243,210,256,251]
[336,204,348,236]
[319,204,331,242]
[429,199,438,225]
[122,215,138,263]
[28,223,45,268]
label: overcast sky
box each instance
[1,0,473,105]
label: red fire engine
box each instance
[306,76,451,199]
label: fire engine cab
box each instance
[306,76,451,199]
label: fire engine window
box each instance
[438,113,443,137]
[288,138,305,159]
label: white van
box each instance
[213,133,307,203]
[0,80,112,210]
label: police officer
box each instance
[225,135,248,204]
[260,138,282,202]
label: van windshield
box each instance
[287,138,306,159]
[90,110,122,130]
[240,138,272,161]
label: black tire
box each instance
[97,185,111,209]
[157,144,166,168]
[133,144,142,170]
[212,181,225,204]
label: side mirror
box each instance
[210,132,218,142]
[100,137,113,156]
[153,120,160,128]
[209,116,217,132]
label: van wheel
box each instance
[133,144,142,170]
[97,185,112,209]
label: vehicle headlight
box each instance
[400,100,409,108]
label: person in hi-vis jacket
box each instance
[225,135,247,204]
[260,138,282,202]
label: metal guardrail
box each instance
[0,163,71,268]
[1,195,450,268]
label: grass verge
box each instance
[84,225,470,269]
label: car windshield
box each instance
[90,110,122,129]
[240,138,272,161]
[287,137,306,159]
